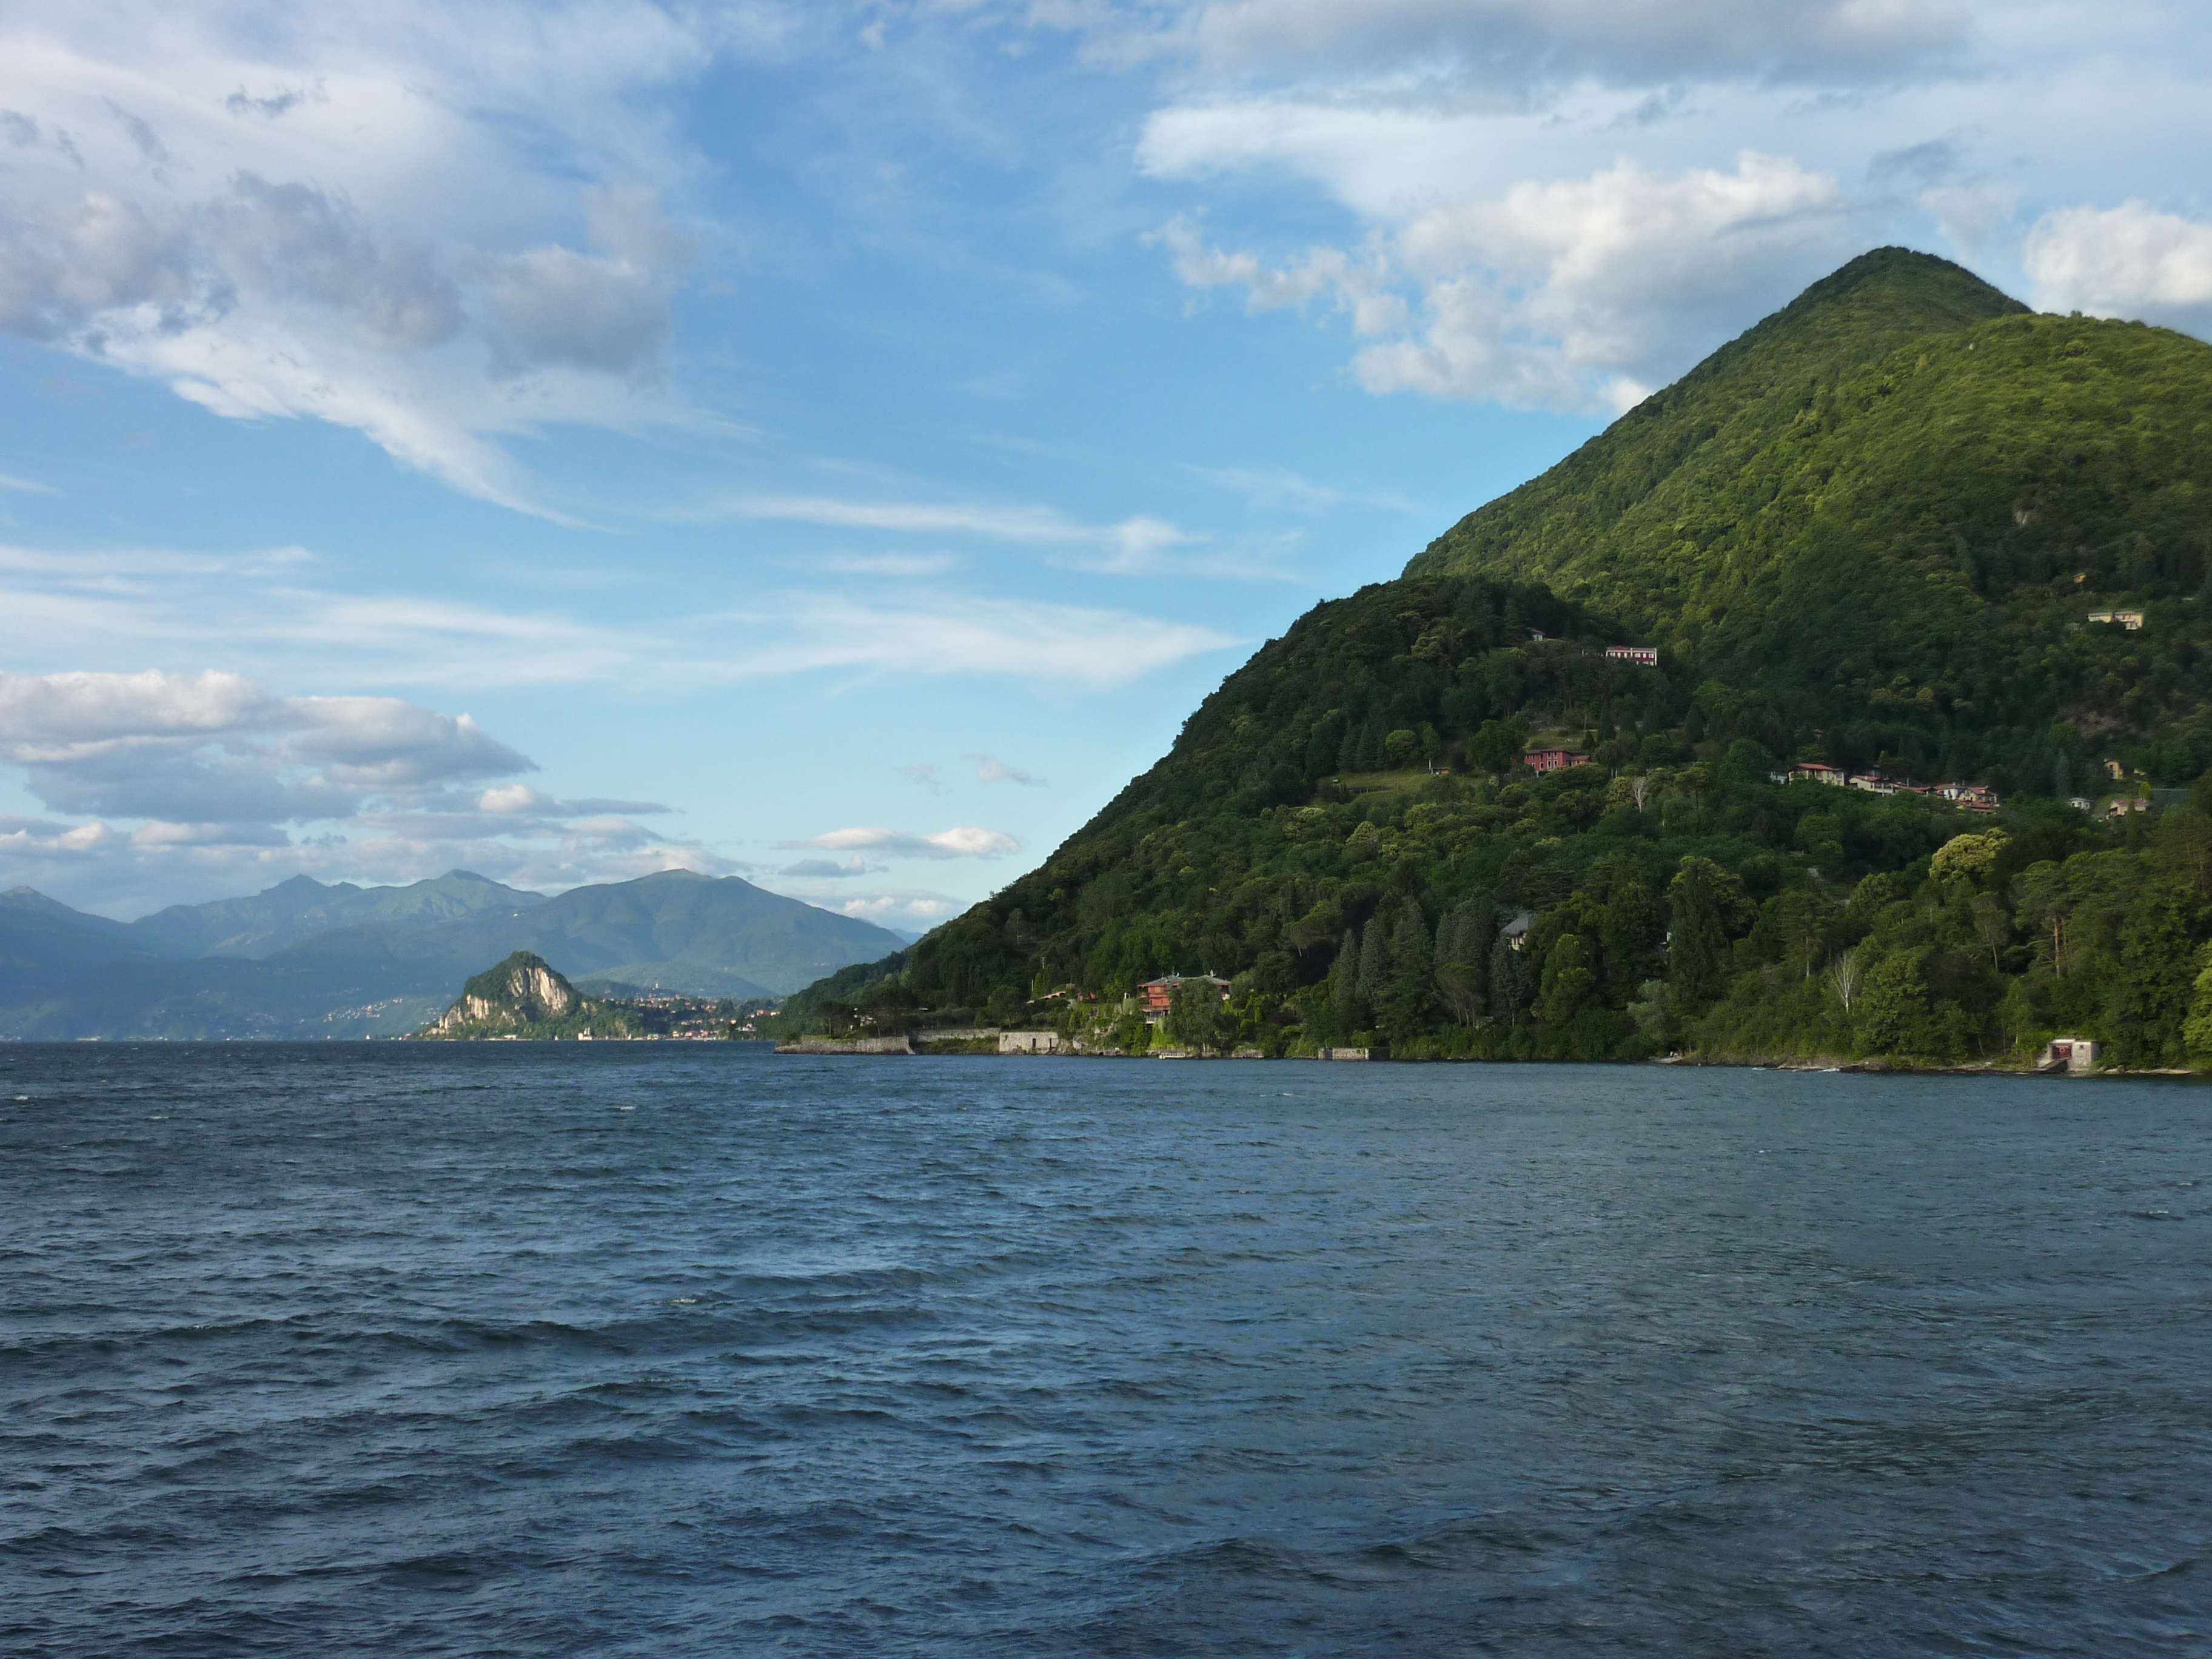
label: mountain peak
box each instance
[1781,245,2018,320]
[1694,246,2027,387]
[1405,244,2040,599]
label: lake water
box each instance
[2,1047,2208,1657]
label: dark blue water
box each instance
[2,1048,2208,1657]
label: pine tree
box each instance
[1356,914,1389,1003]
[1332,929,1359,1010]
[1389,902,1430,991]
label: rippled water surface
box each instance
[3,1047,2209,1657]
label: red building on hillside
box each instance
[1522,748,1590,776]
[1138,973,1229,1014]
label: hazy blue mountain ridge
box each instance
[122,870,545,959]
[0,869,904,1038]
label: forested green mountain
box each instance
[1409,247,2212,791]
[779,250,2212,1070]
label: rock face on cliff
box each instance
[415,951,643,1040]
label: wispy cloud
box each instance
[819,551,962,576]
[0,472,55,495]
[723,593,1234,689]
[1184,463,1418,516]
[968,752,1042,785]
[0,540,1235,694]
[789,824,1021,859]
[778,854,873,877]
[1030,0,1973,94]
[760,882,962,934]
[697,492,1204,574]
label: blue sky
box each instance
[3,1,2211,927]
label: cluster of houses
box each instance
[1782,761,2000,811]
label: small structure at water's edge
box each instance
[2037,1037,2100,1073]
[776,1035,914,1054]
[999,1031,1059,1054]
[1318,1047,1370,1061]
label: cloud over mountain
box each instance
[0,668,721,913]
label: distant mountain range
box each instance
[0,870,905,1039]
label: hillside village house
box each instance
[1522,747,1590,776]
[1604,645,1661,665]
[1935,782,2000,811]
[1783,759,2002,811]
[1138,973,1229,1019]
[2088,609,2145,630]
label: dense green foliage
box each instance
[787,249,2212,1070]
[1410,249,2212,792]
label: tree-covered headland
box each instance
[780,250,2212,1070]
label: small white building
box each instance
[1789,762,1848,786]
[1604,645,1660,666]
[2038,1036,2099,1073]
[2088,609,2145,631]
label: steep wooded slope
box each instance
[1409,248,2212,786]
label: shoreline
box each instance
[772,1037,2200,1079]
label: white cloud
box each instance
[477,782,669,817]
[762,882,958,933]
[778,855,873,877]
[2024,202,2212,334]
[0,2,759,511]
[794,824,1022,859]
[0,666,738,915]
[0,669,533,824]
[1153,152,1849,414]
